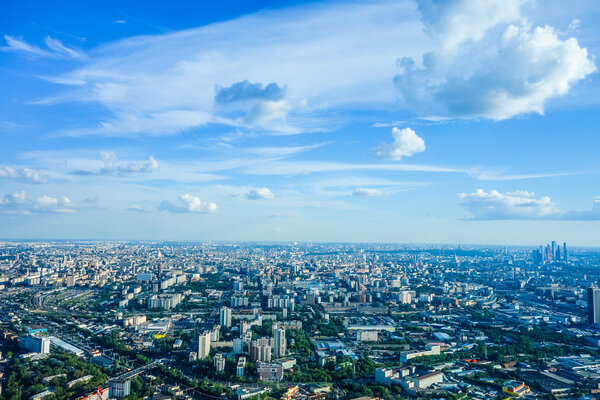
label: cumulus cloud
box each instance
[0,191,27,207]
[458,189,600,220]
[215,81,286,104]
[34,195,73,213]
[158,194,217,213]
[459,189,557,219]
[373,127,425,161]
[245,188,275,200]
[72,151,158,176]
[395,0,596,120]
[2,35,85,60]
[245,100,292,126]
[0,166,47,184]
[214,80,292,128]
[353,188,383,197]
[0,191,74,214]
[127,204,145,212]
[561,197,600,221]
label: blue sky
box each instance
[1,0,599,245]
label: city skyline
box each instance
[1,0,600,245]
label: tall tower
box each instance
[563,242,568,261]
[198,331,211,359]
[219,306,232,328]
[273,328,286,358]
[588,287,600,324]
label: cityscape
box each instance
[1,241,600,399]
[1,0,600,399]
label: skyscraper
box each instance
[563,242,568,261]
[220,306,232,328]
[588,287,600,324]
[198,331,211,359]
[273,328,286,358]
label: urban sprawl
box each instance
[0,241,600,400]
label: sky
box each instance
[0,0,599,245]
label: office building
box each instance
[589,287,600,324]
[20,335,51,354]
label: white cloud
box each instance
[72,151,158,175]
[34,195,73,213]
[419,0,526,51]
[158,194,217,213]
[353,188,383,197]
[0,191,27,207]
[561,197,600,221]
[244,100,292,127]
[0,166,47,184]
[213,81,293,129]
[215,80,286,103]
[2,36,51,57]
[459,189,600,220]
[459,187,600,222]
[2,35,85,60]
[372,120,406,128]
[246,188,275,200]
[39,0,427,136]
[373,127,425,161]
[458,189,558,219]
[127,204,144,212]
[246,143,324,158]
[43,37,86,60]
[0,191,74,214]
[568,19,581,33]
[395,0,596,120]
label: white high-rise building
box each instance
[220,306,232,328]
[273,328,286,358]
[210,326,220,342]
[198,331,211,359]
[214,353,226,372]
